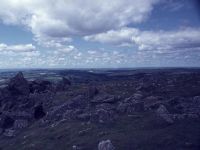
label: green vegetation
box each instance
[0,113,199,150]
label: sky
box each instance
[0,0,200,68]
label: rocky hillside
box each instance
[0,71,200,150]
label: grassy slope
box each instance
[0,112,199,150]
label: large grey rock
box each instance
[68,95,88,109]
[91,94,119,104]
[133,91,143,100]
[48,95,87,121]
[156,105,174,124]
[29,79,52,93]
[87,86,99,98]
[98,140,115,150]
[8,72,30,96]
[76,113,91,121]
[0,115,15,129]
[144,96,162,109]
[0,87,11,101]
[56,77,71,91]
[62,110,76,121]
[92,109,116,124]
[133,101,144,112]
[14,119,28,129]
[116,103,126,113]
[117,100,144,114]
[3,129,15,137]
[193,96,200,105]
[4,111,32,120]
[96,103,116,111]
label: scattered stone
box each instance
[62,110,75,121]
[96,103,116,111]
[72,145,78,150]
[98,140,115,150]
[91,94,119,104]
[14,120,28,129]
[0,71,200,149]
[193,96,200,105]
[117,100,144,114]
[94,109,116,123]
[133,91,143,100]
[4,111,32,120]
[76,113,91,121]
[3,129,15,137]
[116,102,129,113]
[72,145,82,150]
[156,105,174,124]
[172,114,185,120]
[78,128,91,136]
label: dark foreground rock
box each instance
[56,77,71,91]
[8,72,30,96]
[29,79,52,93]
[0,70,200,150]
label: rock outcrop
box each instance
[8,72,30,96]
[0,70,200,147]
[29,79,52,93]
[56,77,71,91]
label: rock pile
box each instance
[0,71,200,141]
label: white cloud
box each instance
[21,51,40,57]
[0,0,160,46]
[1,0,199,68]
[58,45,76,53]
[84,27,139,45]
[0,43,36,52]
[87,50,97,55]
[132,27,200,51]
[0,43,41,68]
[85,27,200,53]
[34,36,72,48]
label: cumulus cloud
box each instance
[87,50,97,55]
[0,0,160,46]
[84,27,139,46]
[0,43,36,52]
[0,43,41,68]
[58,45,76,53]
[85,27,200,53]
[132,27,200,52]
[34,36,72,48]
[0,0,199,68]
